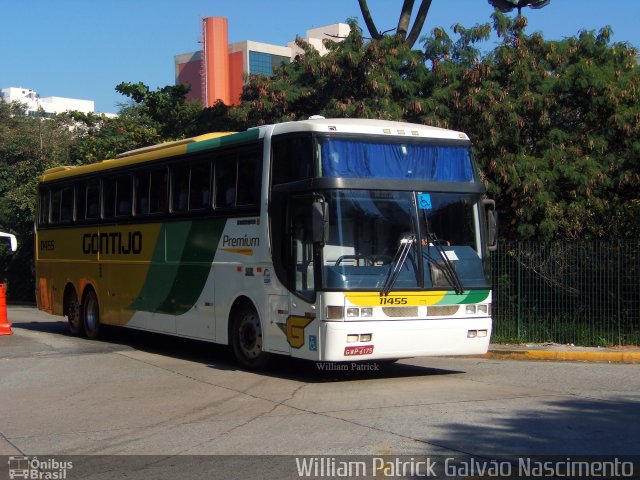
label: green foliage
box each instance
[416,13,640,240]
[69,107,160,164]
[0,102,76,299]
[115,82,202,139]
[231,20,426,125]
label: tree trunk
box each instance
[358,0,383,40]
[358,0,434,48]
[397,0,415,40]
[406,0,433,48]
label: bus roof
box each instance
[39,131,245,183]
[265,118,470,141]
[40,118,470,183]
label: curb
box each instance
[482,349,640,364]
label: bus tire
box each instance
[230,304,270,370]
[65,287,82,336]
[82,288,101,340]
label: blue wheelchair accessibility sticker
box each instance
[418,193,432,210]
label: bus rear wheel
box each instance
[65,288,82,336]
[82,289,101,340]
[230,304,270,370]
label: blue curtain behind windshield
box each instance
[320,139,475,182]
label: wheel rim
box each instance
[238,312,262,359]
[69,297,81,328]
[85,295,98,332]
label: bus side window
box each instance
[215,157,237,208]
[40,189,50,225]
[103,178,116,218]
[271,135,313,185]
[237,150,260,206]
[149,168,168,214]
[171,164,190,213]
[135,172,150,215]
[86,181,100,219]
[50,188,62,224]
[60,187,73,223]
[116,176,133,217]
[76,183,87,221]
[189,161,211,211]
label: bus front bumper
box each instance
[319,317,492,362]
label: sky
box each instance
[1,0,639,114]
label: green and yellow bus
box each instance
[36,118,497,368]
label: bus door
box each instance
[267,294,291,354]
[286,195,319,358]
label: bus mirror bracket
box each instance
[312,199,329,245]
[482,199,498,251]
[0,232,17,253]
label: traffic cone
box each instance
[0,283,12,336]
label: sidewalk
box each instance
[484,343,640,364]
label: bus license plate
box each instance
[344,345,374,356]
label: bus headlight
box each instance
[326,306,344,319]
[361,308,373,317]
[465,305,477,314]
[478,304,489,314]
[347,308,359,318]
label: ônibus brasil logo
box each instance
[8,456,73,480]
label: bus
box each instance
[35,118,497,369]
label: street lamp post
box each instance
[488,0,551,17]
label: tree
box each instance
[232,19,425,126]
[0,102,76,300]
[69,106,160,164]
[115,82,204,140]
[358,0,433,48]
[419,13,640,240]
[114,82,241,142]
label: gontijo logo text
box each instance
[82,231,142,255]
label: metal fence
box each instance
[491,241,640,346]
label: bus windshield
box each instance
[318,137,478,182]
[321,190,489,291]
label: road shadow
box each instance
[424,396,640,456]
[10,320,464,383]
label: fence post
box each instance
[617,240,622,345]
[517,242,522,339]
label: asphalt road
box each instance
[1,306,639,478]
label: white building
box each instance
[0,87,94,116]
[288,23,352,58]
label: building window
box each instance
[249,51,290,77]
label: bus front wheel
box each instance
[230,304,270,370]
[82,289,101,340]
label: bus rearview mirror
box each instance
[482,199,498,251]
[312,201,329,245]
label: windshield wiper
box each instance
[422,211,465,295]
[381,234,415,296]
